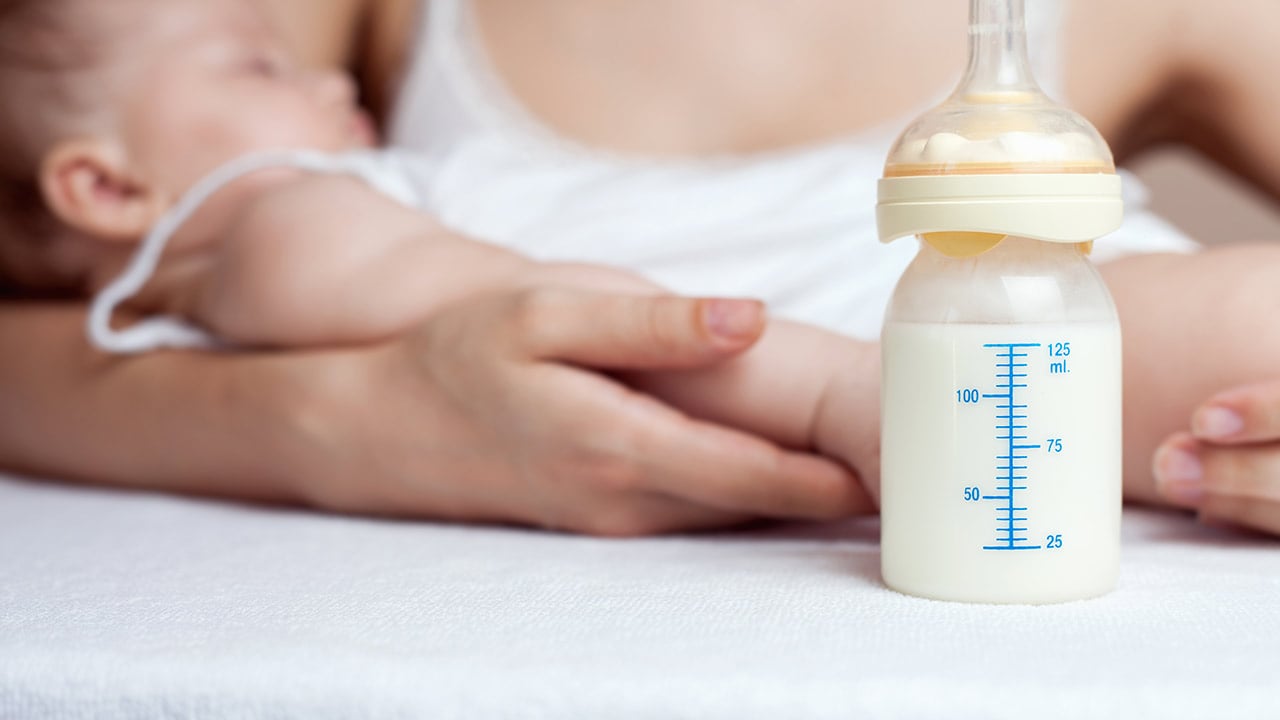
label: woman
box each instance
[1,0,1278,535]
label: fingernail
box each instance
[704,299,763,340]
[1153,445,1205,506]
[1193,406,1244,440]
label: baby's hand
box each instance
[1153,380,1280,536]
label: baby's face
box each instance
[102,0,376,199]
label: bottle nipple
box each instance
[877,0,1120,257]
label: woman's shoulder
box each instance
[1058,0,1186,151]
[261,0,368,67]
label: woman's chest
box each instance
[471,0,969,156]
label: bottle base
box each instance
[881,572,1117,605]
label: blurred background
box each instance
[1133,147,1280,245]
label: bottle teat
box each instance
[876,0,1123,254]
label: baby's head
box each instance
[0,0,375,293]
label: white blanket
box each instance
[2,473,1278,719]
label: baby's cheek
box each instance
[247,105,346,153]
[123,109,247,194]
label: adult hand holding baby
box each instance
[1155,381,1280,536]
[298,289,872,536]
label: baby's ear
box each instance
[39,139,166,243]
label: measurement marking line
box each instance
[984,343,1043,348]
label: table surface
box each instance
[3,473,1279,720]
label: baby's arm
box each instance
[192,174,532,346]
[1100,245,1280,509]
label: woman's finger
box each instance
[1156,440,1280,537]
[1154,432,1280,537]
[526,361,874,521]
[1198,495,1280,537]
[1191,380,1280,444]
[587,381,875,520]
[507,287,768,369]
[1199,441,1280,502]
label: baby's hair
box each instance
[0,0,94,294]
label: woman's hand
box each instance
[295,288,874,536]
[1153,380,1280,536]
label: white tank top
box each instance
[90,1,1200,353]
[386,0,1196,339]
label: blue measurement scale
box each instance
[954,340,1076,553]
[981,343,1042,551]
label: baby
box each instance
[0,0,882,510]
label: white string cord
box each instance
[86,150,340,354]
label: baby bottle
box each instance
[876,0,1123,604]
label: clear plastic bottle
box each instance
[880,237,1122,604]
[875,0,1124,604]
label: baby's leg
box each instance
[532,261,884,500]
[1099,244,1280,505]
[625,320,882,497]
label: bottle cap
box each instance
[877,0,1123,253]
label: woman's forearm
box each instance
[0,302,326,503]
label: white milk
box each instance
[880,320,1122,604]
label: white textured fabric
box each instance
[3,472,1279,719]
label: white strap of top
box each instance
[86,150,344,354]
